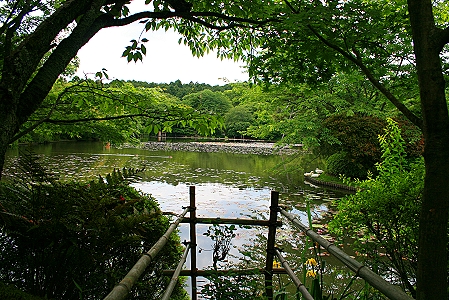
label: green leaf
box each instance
[122,47,131,57]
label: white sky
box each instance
[75,7,249,86]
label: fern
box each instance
[0,151,186,300]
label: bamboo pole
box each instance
[189,186,198,300]
[162,268,288,276]
[264,191,279,300]
[275,249,314,300]
[181,217,282,227]
[103,207,190,300]
[161,243,191,300]
[279,207,414,300]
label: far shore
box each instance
[130,141,302,156]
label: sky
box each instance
[75,7,249,86]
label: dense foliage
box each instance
[329,119,425,297]
[322,114,423,179]
[2,0,449,297]
[0,153,187,300]
[321,114,386,178]
[122,79,232,99]
[14,79,224,144]
[224,106,255,138]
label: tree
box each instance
[182,89,232,115]
[329,119,424,298]
[0,0,279,178]
[12,79,219,144]
[241,1,448,298]
[224,105,254,138]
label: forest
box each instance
[1,0,449,299]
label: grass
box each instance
[313,173,364,188]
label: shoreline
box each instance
[137,141,300,155]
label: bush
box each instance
[328,119,423,297]
[326,151,370,179]
[320,114,423,179]
[0,153,188,300]
[224,106,255,138]
[0,282,47,300]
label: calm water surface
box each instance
[4,141,351,297]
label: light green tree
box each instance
[182,89,232,115]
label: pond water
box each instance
[3,141,352,298]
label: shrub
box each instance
[320,114,423,179]
[224,106,255,138]
[326,151,370,179]
[0,153,187,300]
[0,282,47,300]
[328,118,423,297]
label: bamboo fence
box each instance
[103,206,190,300]
[275,248,314,300]
[103,187,415,300]
[161,243,191,300]
[279,207,414,300]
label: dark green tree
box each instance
[224,105,255,138]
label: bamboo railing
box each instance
[103,206,190,300]
[275,248,314,300]
[279,207,414,300]
[103,187,415,300]
[161,243,191,300]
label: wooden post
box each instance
[264,191,279,300]
[189,186,198,300]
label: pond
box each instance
[3,141,352,298]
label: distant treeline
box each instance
[109,79,232,99]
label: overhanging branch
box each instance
[45,113,168,123]
[308,25,423,130]
[105,10,279,29]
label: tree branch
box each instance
[307,25,423,130]
[284,0,299,14]
[435,26,449,52]
[9,82,88,143]
[44,113,166,124]
[104,10,279,29]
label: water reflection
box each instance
[4,141,351,296]
[3,141,347,234]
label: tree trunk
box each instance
[0,0,111,179]
[0,97,19,180]
[407,0,449,299]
